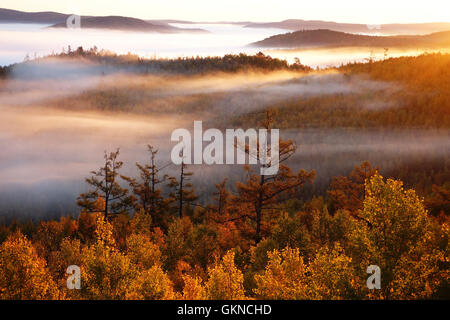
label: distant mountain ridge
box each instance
[147,19,251,25]
[245,19,450,35]
[0,8,207,33]
[250,29,450,48]
[50,16,208,33]
[3,7,450,35]
[0,8,69,24]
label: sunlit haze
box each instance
[2,0,450,23]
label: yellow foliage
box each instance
[254,247,309,299]
[130,209,153,235]
[0,232,60,300]
[206,250,246,300]
[80,216,136,299]
[126,266,174,300]
[126,233,162,270]
[350,173,446,299]
[308,244,361,299]
[181,275,206,300]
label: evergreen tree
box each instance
[78,149,133,219]
[234,110,315,243]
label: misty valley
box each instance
[0,3,449,302]
[0,49,448,222]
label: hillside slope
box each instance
[250,29,450,48]
[245,19,450,35]
[0,8,207,33]
[0,8,69,24]
[50,16,208,33]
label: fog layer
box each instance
[0,58,447,219]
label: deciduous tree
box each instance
[0,232,60,300]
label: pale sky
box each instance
[2,0,450,23]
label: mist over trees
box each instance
[0,110,448,299]
[0,148,447,299]
[0,51,448,300]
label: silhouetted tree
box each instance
[213,179,229,216]
[122,145,169,226]
[234,110,316,243]
[167,153,197,218]
[78,149,133,219]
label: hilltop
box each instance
[245,19,450,35]
[250,29,450,48]
[0,7,69,24]
[50,16,208,33]
[0,8,207,33]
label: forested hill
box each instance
[0,49,311,78]
[0,8,207,33]
[245,19,450,35]
[232,53,450,129]
[250,29,450,48]
[0,8,69,24]
[49,16,207,33]
[340,52,450,90]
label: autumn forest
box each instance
[0,42,449,300]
